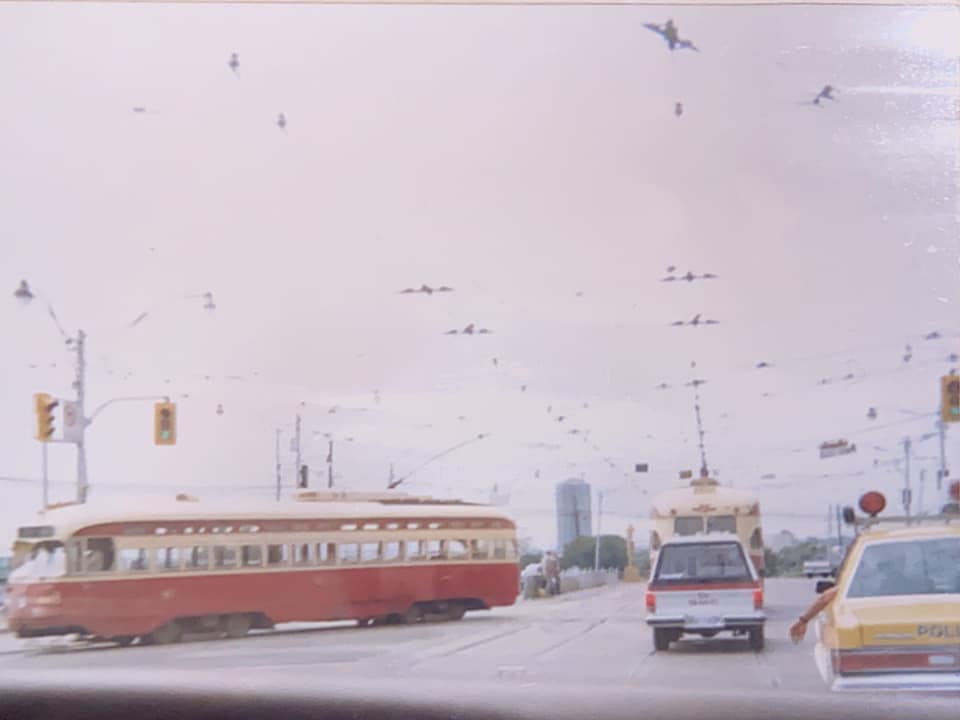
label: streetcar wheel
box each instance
[653,628,672,652]
[223,613,251,639]
[402,605,422,625]
[147,620,182,645]
[112,635,136,647]
[446,603,466,621]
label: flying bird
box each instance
[755,361,772,369]
[399,284,454,295]
[228,52,239,74]
[924,331,941,340]
[812,85,835,105]
[520,385,527,393]
[556,416,566,422]
[665,265,676,273]
[866,407,878,420]
[671,314,719,327]
[674,102,683,117]
[492,358,499,368]
[132,107,146,114]
[445,323,491,335]
[277,113,287,131]
[903,344,913,363]
[655,382,670,390]
[644,19,699,51]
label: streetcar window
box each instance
[187,546,209,570]
[427,540,444,560]
[293,543,312,565]
[338,543,359,564]
[316,542,335,565]
[363,523,379,531]
[706,515,737,534]
[242,545,263,567]
[406,540,424,560]
[213,546,238,569]
[360,543,379,562]
[119,548,149,572]
[674,517,704,536]
[156,547,182,571]
[470,540,489,560]
[508,540,518,560]
[267,544,289,565]
[447,539,469,560]
[492,540,508,560]
[85,538,115,572]
[382,541,402,562]
[68,541,83,574]
[385,523,400,530]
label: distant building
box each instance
[556,478,592,551]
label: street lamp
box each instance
[15,278,216,504]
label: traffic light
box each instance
[942,375,960,424]
[34,393,58,442]
[298,464,309,489]
[154,402,177,445]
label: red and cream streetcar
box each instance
[5,491,519,645]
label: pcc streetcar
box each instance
[6,491,519,645]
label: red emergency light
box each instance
[858,491,886,517]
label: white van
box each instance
[645,533,766,651]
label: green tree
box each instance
[561,535,627,571]
[519,551,543,570]
[763,548,781,577]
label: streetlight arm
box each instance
[87,395,170,425]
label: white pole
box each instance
[294,413,301,489]
[75,329,89,503]
[903,437,912,517]
[275,429,282,501]
[594,491,603,571]
[42,441,49,510]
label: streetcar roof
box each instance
[19,495,515,541]
[651,482,760,516]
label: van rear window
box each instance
[654,542,752,585]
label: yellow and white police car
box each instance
[812,488,960,692]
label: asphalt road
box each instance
[0,578,826,693]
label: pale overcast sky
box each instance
[1,2,958,549]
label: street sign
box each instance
[819,439,856,459]
[62,400,82,443]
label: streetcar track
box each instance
[410,620,535,664]
[534,617,608,658]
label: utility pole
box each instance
[75,329,88,504]
[594,491,603,571]
[293,414,302,489]
[274,429,282,501]
[327,440,334,489]
[835,504,843,550]
[937,420,947,491]
[903,436,912,517]
[827,504,833,546]
[918,468,926,515]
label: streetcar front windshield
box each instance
[8,542,67,581]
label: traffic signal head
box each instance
[942,375,960,423]
[34,392,58,442]
[154,402,177,445]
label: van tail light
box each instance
[832,649,960,675]
[645,592,656,612]
[752,588,763,609]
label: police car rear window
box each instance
[654,542,752,585]
[847,537,960,598]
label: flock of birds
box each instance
[640,19,837,117]
[129,21,837,126]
